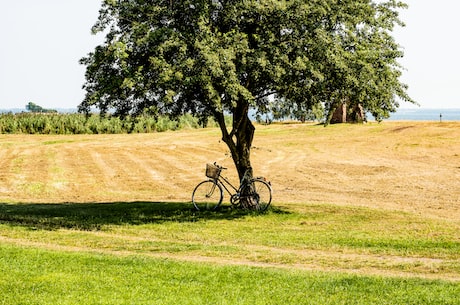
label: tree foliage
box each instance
[26,102,57,113]
[80,0,414,178]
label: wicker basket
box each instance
[206,163,221,179]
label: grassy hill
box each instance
[0,121,459,303]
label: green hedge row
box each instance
[0,113,216,134]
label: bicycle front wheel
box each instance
[192,180,223,211]
[241,179,272,211]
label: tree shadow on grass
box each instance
[0,201,289,231]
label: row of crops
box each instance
[0,113,217,134]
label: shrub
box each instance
[0,113,219,135]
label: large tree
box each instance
[80,0,414,179]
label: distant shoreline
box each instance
[2,107,460,121]
[386,108,460,121]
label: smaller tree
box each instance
[26,102,57,113]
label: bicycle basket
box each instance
[206,163,221,179]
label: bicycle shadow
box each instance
[0,201,288,231]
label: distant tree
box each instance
[26,102,43,112]
[26,102,57,113]
[264,98,324,123]
[80,0,414,182]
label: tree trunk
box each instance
[216,100,257,210]
[215,100,254,181]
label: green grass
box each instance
[1,202,459,303]
[1,244,459,305]
[1,202,459,256]
[1,203,460,267]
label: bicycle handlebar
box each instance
[213,162,227,170]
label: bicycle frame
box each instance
[216,165,256,195]
[214,175,239,197]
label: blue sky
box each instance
[0,0,458,110]
[394,0,460,109]
[0,0,102,110]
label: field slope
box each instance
[1,121,458,218]
[0,121,459,303]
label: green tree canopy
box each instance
[26,102,57,113]
[80,0,414,179]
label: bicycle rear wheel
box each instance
[192,180,223,211]
[240,179,272,211]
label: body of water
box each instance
[2,107,460,121]
[387,108,460,121]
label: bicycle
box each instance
[192,162,272,211]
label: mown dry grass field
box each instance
[1,121,458,219]
[1,121,459,283]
